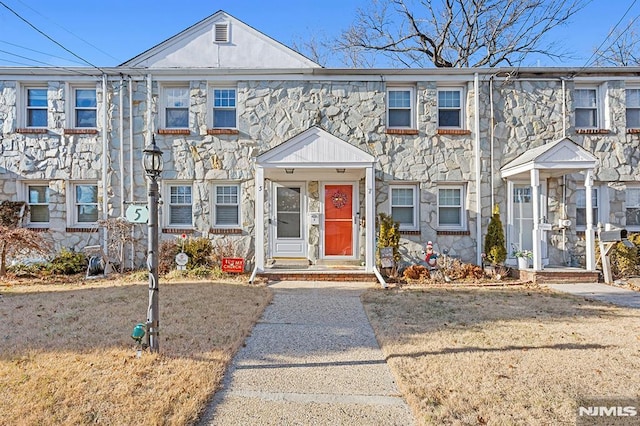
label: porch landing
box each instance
[258,259,377,282]
[514,266,600,284]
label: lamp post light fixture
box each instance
[143,135,163,353]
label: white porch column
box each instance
[255,166,265,271]
[585,170,596,271]
[531,169,542,271]
[365,165,375,272]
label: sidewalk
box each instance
[545,282,640,308]
[199,281,415,425]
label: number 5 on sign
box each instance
[126,205,149,223]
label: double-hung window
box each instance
[438,186,465,229]
[626,187,640,230]
[387,88,414,129]
[626,88,640,129]
[168,184,193,226]
[213,88,236,128]
[574,88,599,129]
[74,184,98,224]
[26,88,47,128]
[73,88,97,128]
[214,184,240,227]
[576,187,599,228]
[438,89,463,128]
[27,184,49,225]
[164,87,189,128]
[390,185,418,230]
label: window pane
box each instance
[166,88,189,107]
[213,109,236,128]
[439,207,461,225]
[388,109,411,127]
[166,108,188,128]
[76,89,96,107]
[627,109,640,128]
[391,188,413,206]
[439,110,460,127]
[575,109,597,128]
[170,206,192,225]
[628,188,640,207]
[170,186,192,204]
[76,110,96,127]
[438,91,460,108]
[439,188,461,206]
[575,89,597,108]
[216,185,238,204]
[29,186,48,203]
[389,90,410,108]
[392,206,413,225]
[627,89,640,107]
[28,89,47,107]
[28,109,47,127]
[30,205,49,223]
[76,185,98,203]
[214,89,236,107]
[78,205,98,222]
[216,205,239,225]
[627,208,640,226]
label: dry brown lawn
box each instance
[362,285,640,425]
[0,278,271,425]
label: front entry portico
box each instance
[500,138,599,272]
[253,127,377,275]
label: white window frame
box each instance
[213,183,241,228]
[387,86,415,129]
[437,88,464,129]
[575,186,600,231]
[164,182,194,228]
[437,185,466,230]
[625,186,640,231]
[626,87,640,129]
[211,86,237,129]
[161,85,190,129]
[23,85,48,128]
[67,182,99,226]
[70,86,97,128]
[389,184,418,231]
[575,85,609,129]
[21,181,50,227]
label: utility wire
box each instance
[0,39,87,65]
[0,0,104,72]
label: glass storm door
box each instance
[512,185,534,255]
[324,184,355,257]
[272,184,306,257]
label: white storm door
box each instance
[508,182,548,261]
[272,183,306,257]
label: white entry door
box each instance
[271,183,306,257]
[508,182,548,261]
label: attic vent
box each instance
[214,23,229,43]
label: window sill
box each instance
[16,128,47,134]
[64,128,99,135]
[385,128,419,135]
[437,128,471,135]
[207,128,239,135]
[576,128,610,135]
[27,227,49,232]
[162,228,195,234]
[158,129,191,135]
[66,227,98,232]
[399,230,420,235]
[627,129,640,134]
[209,228,242,235]
[437,230,470,236]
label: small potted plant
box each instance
[512,248,533,269]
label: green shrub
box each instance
[376,212,400,265]
[49,248,88,275]
[182,237,213,269]
[484,205,507,265]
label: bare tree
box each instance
[593,23,640,67]
[337,0,587,68]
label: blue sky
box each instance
[0,0,638,68]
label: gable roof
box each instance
[500,137,598,178]
[257,127,375,167]
[120,10,320,69]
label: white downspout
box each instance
[474,73,482,266]
[119,77,125,218]
[146,74,153,144]
[489,76,495,210]
[562,78,567,138]
[101,74,109,253]
[129,76,135,270]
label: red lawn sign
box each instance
[221,257,244,273]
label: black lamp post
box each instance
[143,135,163,353]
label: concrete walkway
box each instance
[545,282,640,308]
[199,281,415,426]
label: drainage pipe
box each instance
[101,74,109,253]
[474,73,482,266]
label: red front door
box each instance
[324,184,353,256]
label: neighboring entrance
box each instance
[272,183,306,257]
[508,182,548,261]
[324,183,357,257]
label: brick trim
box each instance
[385,128,419,135]
[437,230,471,236]
[27,227,49,232]
[66,227,98,233]
[158,129,191,135]
[437,128,471,135]
[399,230,421,235]
[627,128,640,134]
[64,128,99,135]
[209,228,243,235]
[207,128,239,135]
[16,128,47,134]
[576,128,610,135]
[162,228,195,234]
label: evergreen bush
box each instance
[484,205,507,265]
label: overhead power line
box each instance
[0,0,104,72]
[0,39,87,65]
